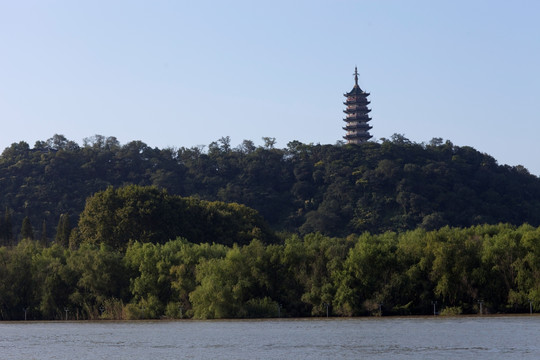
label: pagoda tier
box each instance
[343,107,372,115]
[343,98,370,106]
[343,123,372,131]
[342,67,372,144]
[343,114,371,121]
[344,132,372,142]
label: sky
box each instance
[1,1,539,174]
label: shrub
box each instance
[439,306,463,316]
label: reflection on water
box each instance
[0,316,539,359]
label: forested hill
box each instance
[1,134,540,241]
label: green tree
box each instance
[32,243,73,319]
[510,226,540,310]
[124,238,229,319]
[77,185,176,249]
[169,240,228,317]
[7,210,13,242]
[283,233,352,316]
[67,243,128,319]
[40,219,48,246]
[20,216,34,240]
[0,207,12,246]
[429,227,483,312]
[481,224,525,311]
[394,228,434,314]
[190,240,280,319]
[334,232,399,316]
[0,240,40,319]
[124,241,169,318]
[77,185,276,250]
[55,214,71,247]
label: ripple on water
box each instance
[0,316,539,360]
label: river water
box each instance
[0,316,538,359]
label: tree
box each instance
[40,219,48,246]
[77,185,276,250]
[393,228,434,314]
[55,214,71,247]
[238,139,256,154]
[429,227,483,311]
[509,225,540,310]
[283,233,352,316]
[0,207,13,246]
[481,224,525,311]
[262,137,276,149]
[46,134,79,151]
[0,210,5,246]
[334,232,399,316]
[169,240,229,317]
[32,243,73,319]
[67,243,127,319]
[77,185,174,249]
[190,240,280,319]
[0,240,40,319]
[20,216,34,240]
[124,241,169,318]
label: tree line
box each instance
[2,134,540,243]
[0,223,538,320]
[1,135,539,320]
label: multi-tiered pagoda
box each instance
[343,67,372,144]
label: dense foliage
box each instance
[1,134,539,319]
[75,185,276,249]
[0,224,538,320]
[2,134,540,243]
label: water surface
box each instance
[1,316,538,359]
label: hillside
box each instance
[1,134,540,242]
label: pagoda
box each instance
[343,67,372,144]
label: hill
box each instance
[1,133,540,243]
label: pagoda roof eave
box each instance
[343,109,372,115]
[344,88,370,97]
[344,134,373,140]
[344,100,370,106]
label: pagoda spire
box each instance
[342,67,372,144]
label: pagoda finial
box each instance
[354,66,359,86]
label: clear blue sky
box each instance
[1,1,539,174]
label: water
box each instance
[0,316,538,359]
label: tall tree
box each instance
[55,214,71,247]
[0,210,5,246]
[1,207,13,246]
[40,219,48,246]
[20,216,34,240]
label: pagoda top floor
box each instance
[344,67,369,97]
